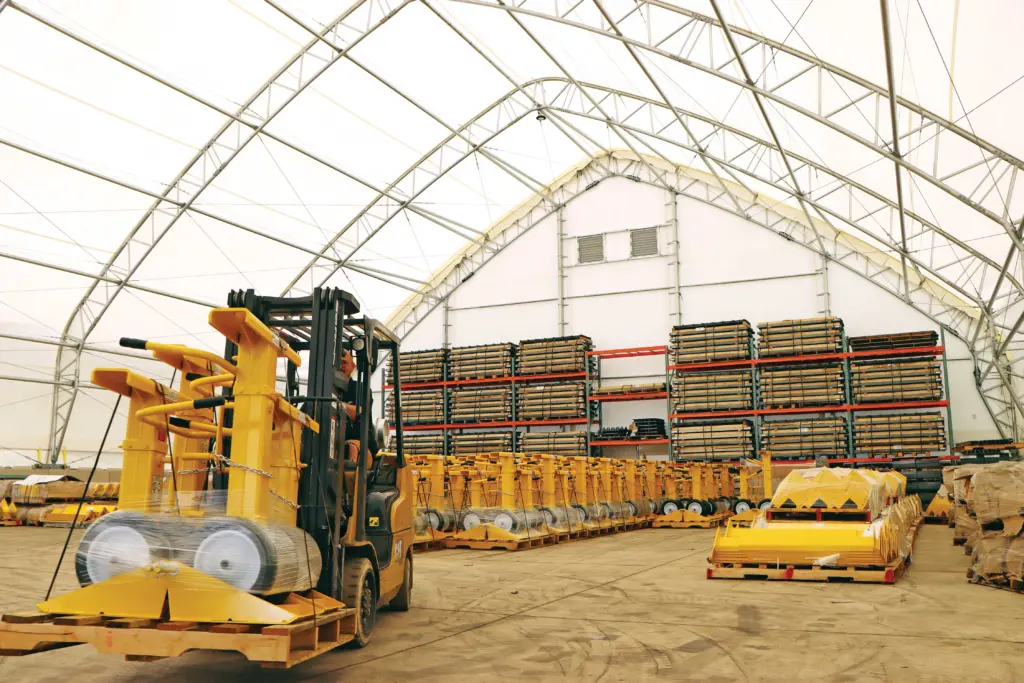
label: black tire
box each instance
[685,500,705,515]
[733,499,753,514]
[718,497,734,511]
[389,553,412,612]
[343,558,376,648]
[701,500,716,516]
[757,499,772,511]
[661,499,680,514]
[571,504,590,522]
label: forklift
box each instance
[0,287,412,666]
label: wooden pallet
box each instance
[0,521,21,527]
[651,511,732,529]
[443,532,560,551]
[923,515,949,524]
[707,555,909,584]
[412,538,447,553]
[0,607,357,668]
[966,569,1024,594]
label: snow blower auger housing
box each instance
[0,288,413,668]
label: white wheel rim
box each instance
[687,502,704,514]
[463,512,482,530]
[663,502,679,514]
[735,502,751,514]
[85,525,151,583]
[494,512,516,531]
[194,528,263,591]
[759,501,772,510]
[426,511,443,530]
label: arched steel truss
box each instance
[0,0,1021,460]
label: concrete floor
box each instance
[0,525,1022,682]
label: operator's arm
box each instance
[343,403,356,421]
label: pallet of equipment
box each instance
[758,317,844,357]
[516,335,593,375]
[403,433,447,456]
[761,417,847,458]
[0,605,358,668]
[671,370,754,413]
[592,382,666,395]
[448,385,513,423]
[851,358,943,403]
[672,420,755,460]
[853,412,946,455]
[518,430,587,457]
[707,555,909,583]
[450,432,514,456]
[517,382,587,420]
[670,320,754,364]
[759,364,844,408]
[386,348,447,384]
[386,389,446,426]
[848,331,938,352]
[448,343,515,380]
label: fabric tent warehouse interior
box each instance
[2,0,1024,466]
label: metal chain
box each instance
[211,452,273,478]
[270,489,300,509]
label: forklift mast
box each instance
[221,287,405,597]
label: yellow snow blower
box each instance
[0,288,413,667]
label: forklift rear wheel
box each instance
[389,553,412,612]
[343,558,376,648]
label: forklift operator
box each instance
[334,349,379,461]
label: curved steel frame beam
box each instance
[39,0,411,461]
[7,0,1021,457]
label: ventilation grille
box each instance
[630,227,658,257]
[578,234,604,264]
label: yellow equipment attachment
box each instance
[924,484,951,521]
[709,467,923,571]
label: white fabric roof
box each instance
[2,0,1024,451]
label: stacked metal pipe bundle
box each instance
[386,348,447,384]
[671,420,754,460]
[516,334,593,375]
[386,389,445,425]
[854,411,946,455]
[403,432,447,456]
[518,430,588,456]
[448,385,513,423]
[758,317,844,357]
[759,364,844,408]
[669,320,753,364]
[761,417,848,459]
[851,358,943,403]
[631,418,667,438]
[448,343,515,379]
[671,370,753,413]
[450,432,514,456]
[848,330,937,351]
[517,381,587,420]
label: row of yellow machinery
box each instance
[408,453,774,549]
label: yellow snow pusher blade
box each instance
[708,467,923,582]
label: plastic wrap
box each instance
[955,513,979,542]
[970,534,1024,583]
[769,467,902,515]
[967,462,1024,524]
[74,492,321,595]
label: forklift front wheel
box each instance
[389,552,413,612]
[343,558,376,648]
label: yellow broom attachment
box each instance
[924,484,951,519]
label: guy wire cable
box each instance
[44,393,122,601]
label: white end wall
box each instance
[397,176,998,453]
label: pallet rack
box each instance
[585,346,670,456]
[667,326,955,462]
[385,338,596,458]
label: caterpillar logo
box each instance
[369,516,380,528]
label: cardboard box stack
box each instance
[963,462,1024,591]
